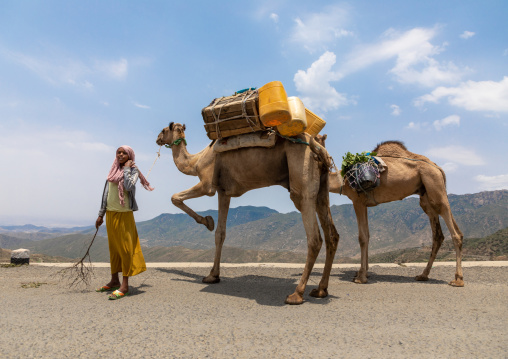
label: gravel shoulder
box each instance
[1,263,507,358]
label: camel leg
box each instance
[202,190,230,284]
[440,206,464,287]
[422,176,464,287]
[310,173,340,298]
[172,182,215,231]
[353,202,370,284]
[416,193,445,281]
[285,195,322,305]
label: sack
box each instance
[213,131,276,153]
[202,90,265,140]
[345,160,380,192]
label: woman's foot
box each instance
[95,284,120,292]
[95,280,121,292]
[108,289,129,300]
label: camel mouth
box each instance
[156,132,166,146]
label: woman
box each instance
[95,145,154,300]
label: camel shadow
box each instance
[334,270,448,285]
[156,268,338,307]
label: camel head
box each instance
[156,122,187,147]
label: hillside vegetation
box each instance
[1,190,506,263]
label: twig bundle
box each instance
[57,228,99,288]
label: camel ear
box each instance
[322,134,327,141]
[183,124,186,131]
[169,122,174,131]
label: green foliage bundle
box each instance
[341,151,377,176]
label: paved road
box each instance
[1,263,507,358]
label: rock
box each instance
[11,248,30,265]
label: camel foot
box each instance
[285,293,304,305]
[449,278,464,287]
[415,275,429,281]
[353,275,368,284]
[204,216,214,231]
[202,275,220,284]
[309,288,328,298]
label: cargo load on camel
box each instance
[201,81,326,142]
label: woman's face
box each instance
[116,147,130,164]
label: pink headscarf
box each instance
[107,145,154,206]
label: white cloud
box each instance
[1,48,92,88]
[406,122,420,130]
[415,76,508,112]
[294,51,351,112]
[441,162,459,173]
[405,121,431,130]
[433,114,460,131]
[290,5,353,53]
[339,27,465,87]
[460,31,475,39]
[425,145,484,166]
[391,104,401,116]
[0,46,128,87]
[134,102,150,109]
[270,13,279,23]
[475,174,508,191]
[94,58,128,79]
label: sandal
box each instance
[95,285,120,293]
[108,290,129,300]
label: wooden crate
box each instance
[202,90,265,140]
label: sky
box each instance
[0,1,507,226]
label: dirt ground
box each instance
[0,263,507,358]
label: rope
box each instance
[145,145,162,179]
[208,90,261,138]
[164,138,187,148]
[276,133,310,145]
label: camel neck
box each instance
[172,143,198,176]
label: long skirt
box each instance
[106,211,146,277]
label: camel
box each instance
[321,137,464,286]
[156,123,340,304]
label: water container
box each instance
[277,97,307,136]
[258,81,291,127]
[304,108,326,137]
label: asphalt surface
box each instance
[1,262,507,358]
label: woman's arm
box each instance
[123,164,139,191]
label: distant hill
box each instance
[0,224,93,241]
[1,227,506,264]
[0,233,33,249]
[1,190,506,262]
[0,233,110,262]
[370,226,508,263]
[131,190,508,257]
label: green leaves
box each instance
[341,151,377,176]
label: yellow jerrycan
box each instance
[277,96,307,136]
[258,81,291,127]
[304,108,326,137]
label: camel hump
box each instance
[373,140,438,165]
[373,140,407,154]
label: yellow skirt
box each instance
[106,211,146,277]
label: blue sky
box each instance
[1,1,507,226]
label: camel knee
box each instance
[171,194,183,206]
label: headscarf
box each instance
[107,145,154,206]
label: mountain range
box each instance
[1,190,507,262]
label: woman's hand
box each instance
[124,160,133,168]
[96,216,104,229]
